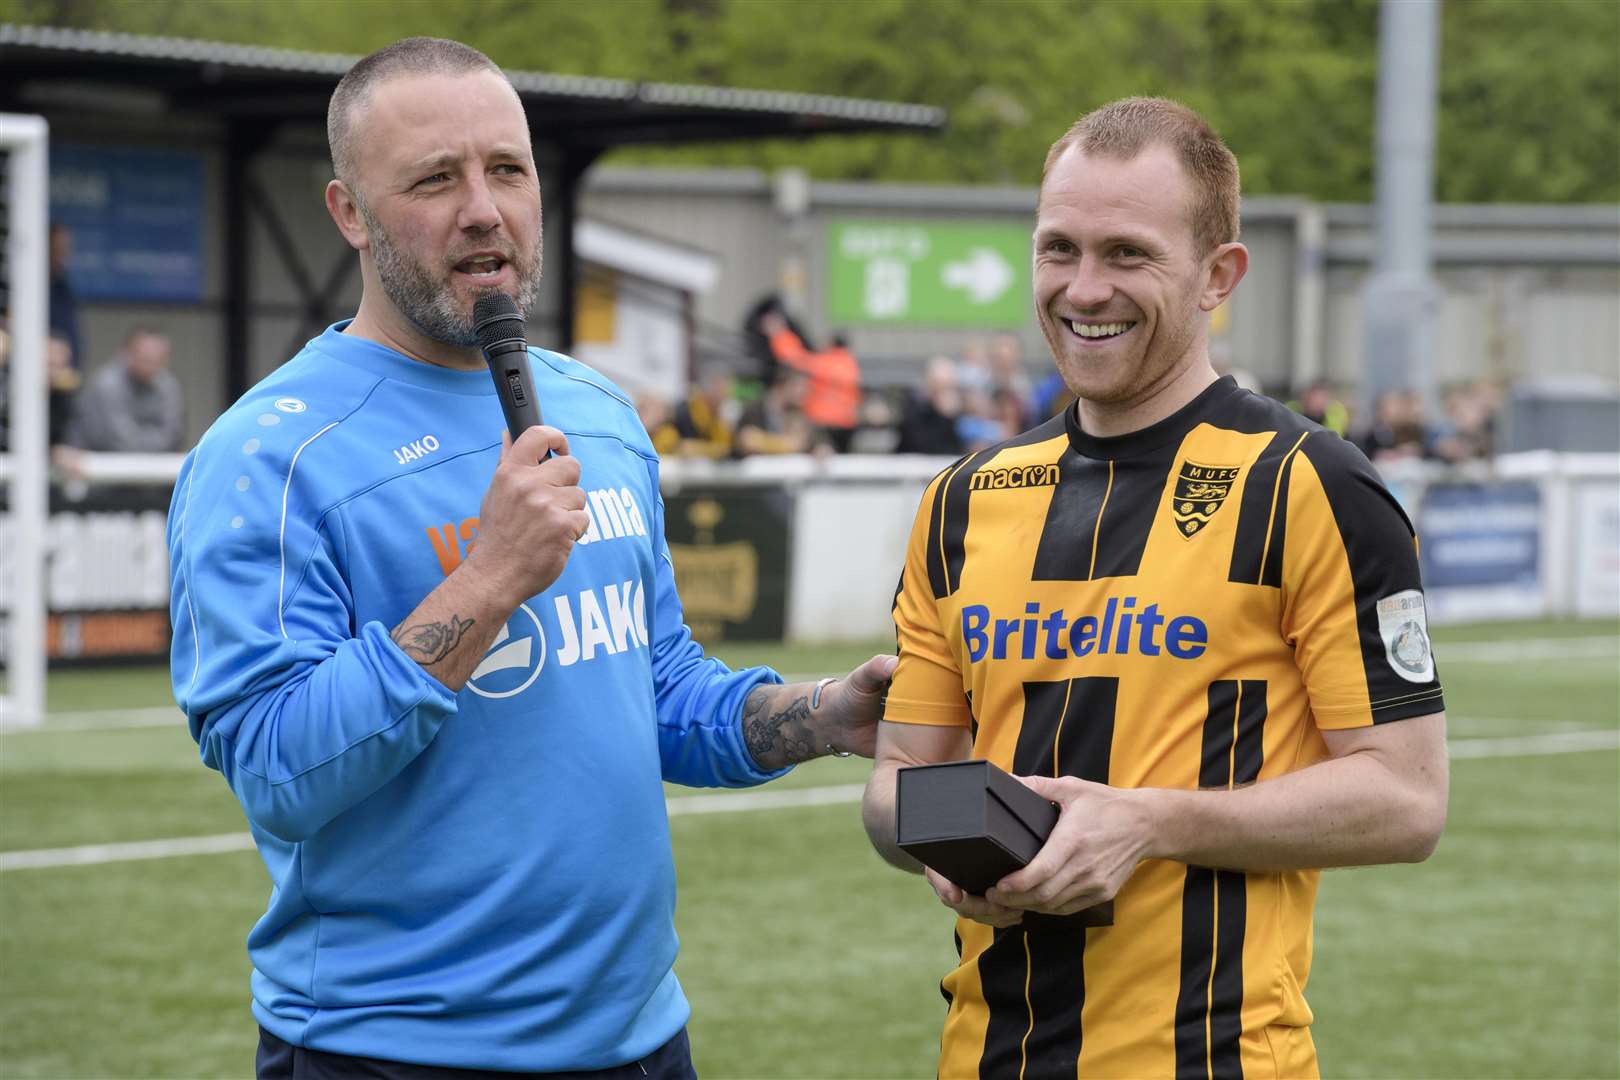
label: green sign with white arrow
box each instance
[825,220,1031,327]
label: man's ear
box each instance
[326,179,370,252]
[1200,242,1248,312]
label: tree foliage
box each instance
[3,0,1615,201]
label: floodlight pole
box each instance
[1362,0,1442,417]
[2,113,49,727]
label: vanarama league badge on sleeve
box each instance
[1376,589,1435,683]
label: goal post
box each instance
[1,112,49,727]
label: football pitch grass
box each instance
[1,620,1616,1078]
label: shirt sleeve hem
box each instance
[1313,688,1445,729]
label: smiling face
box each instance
[1034,143,1246,432]
[329,69,542,358]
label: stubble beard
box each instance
[359,199,543,349]
[1047,289,1204,408]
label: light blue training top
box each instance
[168,323,785,1071]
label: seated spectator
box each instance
[991,386,1029,441]
[1428,382,1494,463]
[635,391,681,457]
[762,313,861,452]
[49,223,82,370]
[1291,379,1351,437]
[988,333,1034,426]
[956,338,993,397]
[1031,369,1075,421]
[1210,338,1262,394]
[670,365,737,459]
[735,371,823,457]
[897,356,966,456]
[956,387,1003,451]
[72,325,185,452]
[46,334,85,473]
[1355,388,1428,464]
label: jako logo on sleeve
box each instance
[962,597,1208,663]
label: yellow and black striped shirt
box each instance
[887,376,1444,1079]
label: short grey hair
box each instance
[326,37,513,193]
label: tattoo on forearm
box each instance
[742,686,819,769]
[391,614,475,665]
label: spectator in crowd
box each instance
[1030,367,1075,420]
[955,384,1004,450]
[670,364,736,458]
[897,355,967,455]
[990,386,1029,442]
[72,325,186,453]
[987,333,1034,425]
[634,390,681,457]
[1428,381,1495,463]
[735,369,823,456]
[741,293,816,386]
[1209,337,1261,394]
[46,334,86,479]
[48,223,82,370]
[1291,378,1351,436]
[1355,388,1429,464]
[762,312,862,452]
[956,338,994,397]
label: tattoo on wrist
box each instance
[391,614,475,665]
[742,686,818,769]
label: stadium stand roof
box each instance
[0,24,946,145]
[0,24,945,400]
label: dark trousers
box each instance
[257,1026,696,1080]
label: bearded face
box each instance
[359,193,542,348]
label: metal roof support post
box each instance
[553,146,603,357]
[223,123,277,404]
[1362,0,1443,416]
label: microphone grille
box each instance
[473,292,526,353]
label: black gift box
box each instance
[896,759,1113,927]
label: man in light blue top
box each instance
[167,37,894,1078]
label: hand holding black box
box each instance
[896,759,1114,927]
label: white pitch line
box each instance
[0,832,257,871]
[1438,636,1617,663]
[0,706,183,734]
[1446,729,1619,758]
[3,730,1615,873]
[665,783,867,816]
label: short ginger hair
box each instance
[1042,97,1241,255]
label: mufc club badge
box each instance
[1172,461,1241,538]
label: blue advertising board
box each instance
[1418,481,1543,621]
[49,144,205,302]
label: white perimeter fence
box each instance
[1,449,1615,724]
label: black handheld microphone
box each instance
[473,293,546,450]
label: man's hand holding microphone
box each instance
[386,294,582,689]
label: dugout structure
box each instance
[0,25,943,722]
[0,25,943,411]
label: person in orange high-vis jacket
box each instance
[763,313,861,452]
